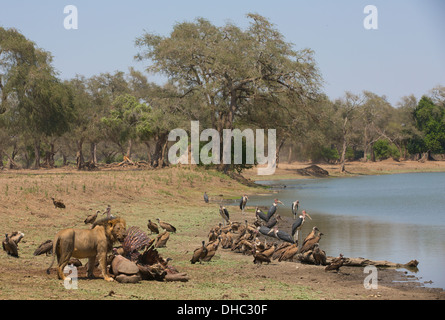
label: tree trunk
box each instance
[34,139,41,169]
[287,144,293,163]
[90,142,97,164]
[275,138,286,169]
[340,117,348,173]
[126,138,133,159]
[76,139,84,170]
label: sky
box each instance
[1,0,444,106]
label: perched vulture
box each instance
[122,226,152,261]
[51,197,65,209]
[156,218,177,233]
[325,254,345,272]
[34,240,53,256]
[312,243,327,266]
[155,231,170,248]
[2,234,19,257]
[147,219,159,234]
[190,241,208,264]
[299,233,323,254]
[84,211,100,224]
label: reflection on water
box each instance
[241,172,445,290]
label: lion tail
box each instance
[46,235,60,275]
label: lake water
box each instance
[244,172,445,290]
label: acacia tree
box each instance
[135,14,322,170]
[1,27,73,168]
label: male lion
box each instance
[47,218,126,282]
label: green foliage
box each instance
[373,139,400,160]
[410,96,445,154]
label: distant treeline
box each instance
[1,15,444,172]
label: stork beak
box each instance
[278,200,284,206]
[305,213,313,220]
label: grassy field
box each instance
[0,166,324,300]
[2,164,443,301]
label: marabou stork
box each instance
[267,199,284,221]
[257,225,272,237]
[291,200,299,219]
[204,192,209,203]
[268,226,295,244]
[265,214,281,229]
[219,205,230,226]
[239,195,248,213]
[291,210,312,244]
[255,207,268,223]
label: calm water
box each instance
[246,172,445,290]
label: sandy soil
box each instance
[0,162,444,301]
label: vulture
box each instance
[202,237,221,262]
[190,241,208,264]
[102,205,114,219]
[260,243,277,259]
[278,244,299,262]
[312,243,327,266]
[51,197,65,209]
[325,254,345,272]
[33,239,53,256]
[302,226,320,247]
[252,245,271,265]
[155,231,170,248]
[2,234,19,257]
[219,205,230,227]
[123,226,152,261]
[203,192,209,203]
[156,218,177,233]
[147,219,160,234]
[299,232,324,254]
[8,231,25,245]
[84,210,100,224]
[272,242,292,260]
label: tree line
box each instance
[1,14,444,172]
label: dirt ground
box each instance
[0,162,444,300]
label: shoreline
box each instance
[0,164,444,300]
[241,160,445,297]
[243,159,445,182]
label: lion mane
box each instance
[46,217,126,282]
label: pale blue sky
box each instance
[1,0,444,106]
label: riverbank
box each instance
[243,159,445,181]
[0,165,443,300]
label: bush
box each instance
[373,139,400,161]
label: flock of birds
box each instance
[3,193,346,276]
[193,193,346,272]
[4,199,179,266]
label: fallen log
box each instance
[296,251,419,271]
